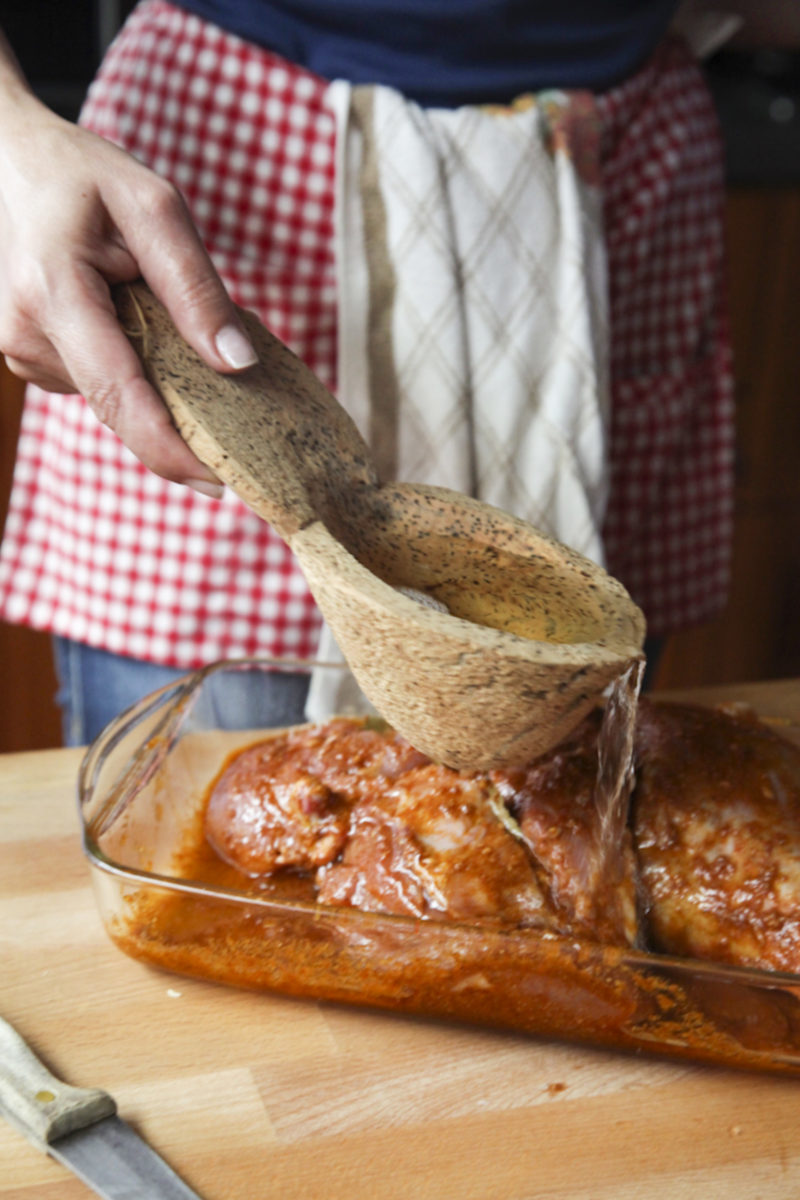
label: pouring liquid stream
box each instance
[400,578,646,929]
[588,660,646,905]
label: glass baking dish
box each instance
[77,658,800,1075]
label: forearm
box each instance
[0,25,78,209]
[0,26,26,87]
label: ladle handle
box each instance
[114,280,378,539]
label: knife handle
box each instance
[0,1016,116,1148]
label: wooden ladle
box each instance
[115,281,645,769]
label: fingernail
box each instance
[187,478,225,500]
[215,324,258,369]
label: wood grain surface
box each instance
[2,680,800,1200]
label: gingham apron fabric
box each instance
[0,1,734,668]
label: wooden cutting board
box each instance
[2,679,800,1200]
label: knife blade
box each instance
[0,1015,203,1199]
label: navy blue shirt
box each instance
[175,1,680,106]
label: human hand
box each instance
[0,69,257,493]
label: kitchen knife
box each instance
[0,1015,203,1199]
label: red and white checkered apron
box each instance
[0,0,733,665]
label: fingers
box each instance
[4,336,221,490]
[2,349,75,395]
[39,275,223,490]
[105,173,258,373]
[0,223,237,487]
[0,117,256,485]
[107,375,224,495]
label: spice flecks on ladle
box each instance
[115,279,646,769]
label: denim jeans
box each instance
[52,637,310,747]
[53,634,665,748]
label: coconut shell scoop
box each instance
[115,280,645,770]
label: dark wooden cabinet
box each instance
[653,188,800,689]
[0,361,62,751]
[1,188,799,749]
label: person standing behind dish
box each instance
[1,2,793,744]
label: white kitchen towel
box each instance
[328,78,610,560]
[309,80,611,716]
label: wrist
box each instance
[0,28,54,133]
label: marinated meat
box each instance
[317,766,552,926]
[283,716,430,799]
[205,736,350,874]
[206,714,637,944]
[206,718,430,874]
[205,702,800,973]
[491,712,639,947]
[633,700,800,973]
